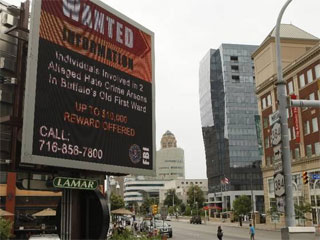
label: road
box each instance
[169,221,281,240]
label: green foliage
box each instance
[111,228,161,240]
[110,192,125,211]
[186,185,205,208]
[140,195,158,215]
[180,203,186,213]
[0,217,13,239]
[232,195,252,218]
[164,189,182,208]
[185,205,191,216]
[295,201,312,220]
[267,205,281,217]
[168,206,174,214]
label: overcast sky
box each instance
[12,0,320,179]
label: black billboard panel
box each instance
[22,0,155,175]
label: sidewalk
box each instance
[172,216,305,232]
[172,216,320,236]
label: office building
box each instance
[155,130,185,180]
[252,24,320,226]
[159,178,208,205]
[199,44,264,212]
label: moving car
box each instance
[190,215,202,224]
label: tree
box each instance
[185,205,192,216]
[295,201,312,226]
[140,195,157,215]
[164,189,182,209]
[180,203,186,214]
[0,217,13,239]
[110,192,125,211]
[186,185,205,208]
[232,195,252,218]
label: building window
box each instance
[268,179,274,195]
[232,75,240,81]
[309,92,315,100]
[307,69,313,84]
[267,94,272,106]
[315,142,320,156]
[312,118,319,132]
[304,121,310,135]
[288,81,294,94]
[262,98,267,109]
[306,144,312,157]
[231,65,239,72]
[230,56,238,62]
[315,64,320,79]
[288,128,291,140]
[292,126,296,139]
[299,74,305,88]
[266,156,271,166]
[264,136,269,148]
[295,147,300,159]
[263,117,269,128]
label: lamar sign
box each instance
[53,177,98,190]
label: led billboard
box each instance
[22,0,155,175]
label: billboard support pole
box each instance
[60,189,72,240]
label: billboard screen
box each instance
[22,0,155,175]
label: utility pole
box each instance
[275,0,295,227]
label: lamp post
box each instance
[251,163,257,227]
[275,0,295,227]
[116,182,120,195]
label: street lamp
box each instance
[116,182,120,195]
[250,163,257,227]
[275,0,295,227]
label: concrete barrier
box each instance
[280,227,316,240]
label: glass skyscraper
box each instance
[199,44,263,194]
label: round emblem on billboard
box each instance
[129,144,142,164]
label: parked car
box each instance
[190,215,202,224]
[154,220,173,238]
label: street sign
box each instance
[276,196,285,213]
[160,206,168,220]
[271,213,280,222]
[312,174,320,180]
[273,144,282,173]
[53,177,98,190]
[271,122,281,146]
[269,110,280,126]
[274,173,285,197]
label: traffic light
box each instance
[152,204,158,215]
[302,171,309,184]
